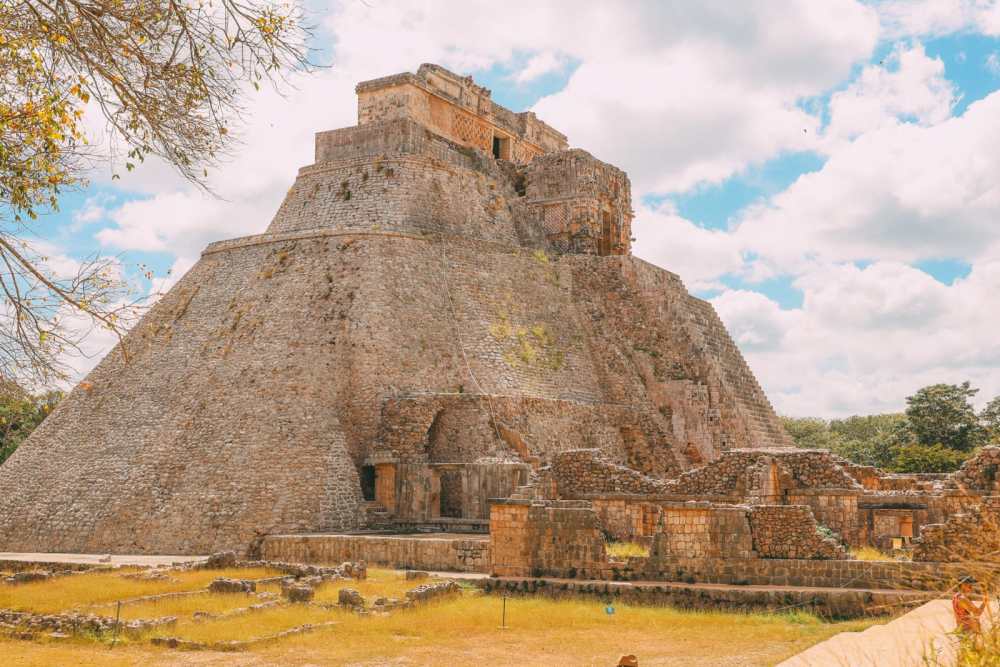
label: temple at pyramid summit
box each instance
[10,65,992,567]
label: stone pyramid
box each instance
[0,65,791,554]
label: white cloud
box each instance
[987,51,1000,75]
[70,194,113,229]
[713,260,1000,417]
[513,52,569,83]
[531,1,879,194]
[823,42,956,146]
[632,202,744,291]
[734,89,1000,276]
[877,0,1000,38]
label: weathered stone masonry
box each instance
[0,63,791,555]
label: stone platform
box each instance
[478,576,935,619]
[0,552,206,569]
[261,532,491,573]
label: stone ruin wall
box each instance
[946,446,1000,493]
[489,498,850,584]
[912,496,1000,563]
[748,505,848,559]
[650,503,755,560]
[491,500,609,579]
[521,150,633,256]
[261,533,491,573]
[356,64,567,164]
[544,448,991,554]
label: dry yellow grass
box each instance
[92,591,259,621]
[1,594,879,666]
[849,546,909,562]
[149,604,340,643]
[312,567,420,603]
[607,541,651,559]
[0,567,885,666]
[271,595,878,666]
[0,567,279,614]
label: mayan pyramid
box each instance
[0,65,791,554]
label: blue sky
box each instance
[29,1,1000,417]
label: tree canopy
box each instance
[0,382,60,464]
[1,0,312,388]
[783,381,998,473]
[903,381,983,452]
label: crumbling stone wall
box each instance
[947,446,1000,493]
[913,496,1000,563]
[590,498,660,541]
[522,149,633,256]
[548,449,671,497]
[749,505,848,560]
[785,490,860,546]
[641,556,966,591]
[669,450,862,497]
[375,396,679,473]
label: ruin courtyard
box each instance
[1,64,998,665]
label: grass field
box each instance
[0,567,882,666]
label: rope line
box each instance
[436,238,504,449]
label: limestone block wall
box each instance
[913,496,1000,562]
[522,149,633,256]
[669,450,862,497]
[266,155,522,247]
[590,499,660,541]
[843,461,949,492]
[261,533,490,573]
[315,118,492,171]
[641,556,967,591]
[749,505,848,560]
[490,500,609,578]
[391,462,529,522]
[626,259,793,453]
[786,490,860,547]
[0,238,375,554]
[375,396,677,471]
[355,65,566,164]
[650,503,755,560]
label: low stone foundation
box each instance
[478,577,930,619]
[639,557,969,591]
[261,533,490,573]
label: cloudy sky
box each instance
[39,0,1000,417]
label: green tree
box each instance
[828,413,907,469]
[781,417,837,449]
[0,383,60,465]
[980,395,1000,444]
[903,382,983,452]
[892,443,968,473]
[1,0,313,387]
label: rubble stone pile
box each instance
[749,506,848,560]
